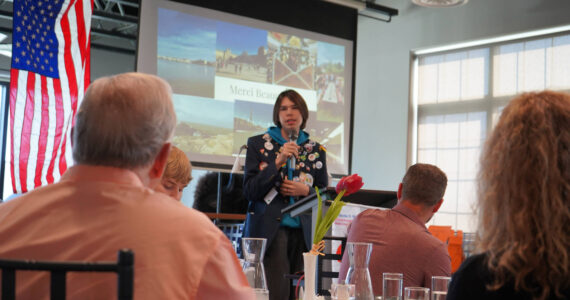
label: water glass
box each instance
[331,283,356,300]
[241,237,268,290]
[404,287,429,300]
[431,276,451,300]
[253,288,269,300]
[382,273,403,300]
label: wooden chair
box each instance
[0,249,134,300]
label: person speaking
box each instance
[243,89,328,300]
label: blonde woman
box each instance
[155,146,192,201]
[448,91,570,300]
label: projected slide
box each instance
[139,1,353,175]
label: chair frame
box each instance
[316,236,347,296]
[0,249,134,300]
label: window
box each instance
[411,30,570,232]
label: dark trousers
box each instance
[264,227,307,300]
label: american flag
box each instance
[10,0,92,193]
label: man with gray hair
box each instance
[0,73,253,299]
[338,163,451,296]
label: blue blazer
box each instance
[242,132,328,249]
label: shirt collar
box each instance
[392,202,427,229]
[60,165,146,188]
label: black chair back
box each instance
[317,236,347,296]
[0,249,134,300]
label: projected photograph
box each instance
[215,23,268,84]
[139,1,353,174]
[157,8,216,98]
[172,95,234,156]
[267,32,317,90]
[306,117,345,167]
[316,42,345,123]
[233,100,274,152]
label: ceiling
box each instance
[0,0,140,56]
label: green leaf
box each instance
[313,189,346,244]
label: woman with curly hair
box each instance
[448,91,570,300]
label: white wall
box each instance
[352,0,570,190]
[91,48,136,80]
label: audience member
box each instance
[447,91,570,300]
[339,163,451,296]
[192,171,248,216]
[154,145,192,201]
[0,73,253,299]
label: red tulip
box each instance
[336,174,364,196]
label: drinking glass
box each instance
[241,237,267,290]
[331,283,356,300]
[253,288,269,300]
[345,242,374,300]
[404,287,429,300]
[431,276,451,300]
[382,273,403,300]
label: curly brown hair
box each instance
[477,91,570,299]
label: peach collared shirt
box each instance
[0,165,253,300]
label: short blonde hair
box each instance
[163,146,192,185]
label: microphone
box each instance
[287,129,298,177]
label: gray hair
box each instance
[401,163,447,207]
[72,72,176,169]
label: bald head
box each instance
[72,72,176,169]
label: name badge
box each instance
[264,188,278,205]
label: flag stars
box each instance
[15,57,19,63]
[49,67,53,72]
